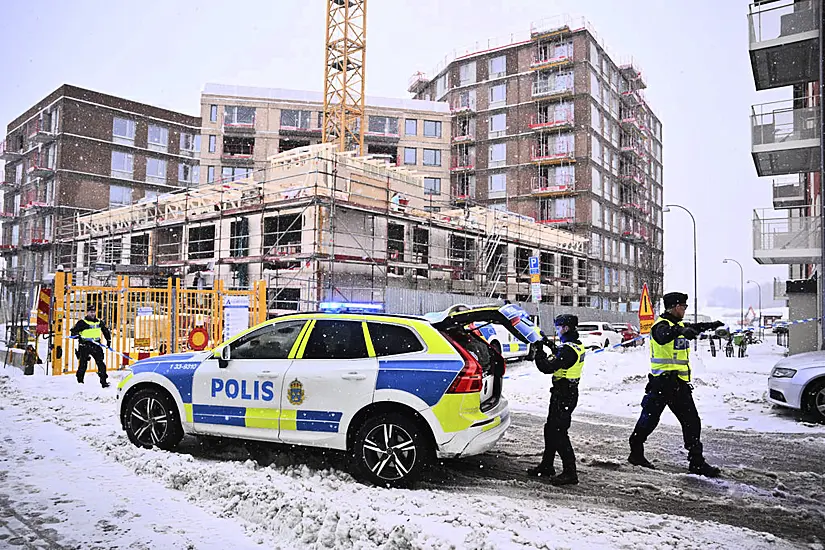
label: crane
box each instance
[322,0,367,155]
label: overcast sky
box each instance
[0,0,789,312]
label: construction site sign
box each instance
[36,288,51,335]
[638,283,655,335]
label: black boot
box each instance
[628,450,656,469]
[76,376,84,384]
[549,470,578,486]
[689,460,721,478]
[526,463,555,478]
[101,381,110,388]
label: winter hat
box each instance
[554,314,578,328]
[663,292,688,310]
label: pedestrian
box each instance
[628,292,724,477]
[527,314,584,486]
[23,344,41,376]
[70,307,112,388]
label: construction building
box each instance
[199,84,451,202]
[407,16,664,311]
[0,85,201,332]
[57,143,589,313]
[748,0,823,353]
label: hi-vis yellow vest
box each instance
[80,320,102,341]
[554,342,585,380]
[650,317,690,381]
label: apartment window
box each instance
[103,238,123,264]
[405,119,417,136]
[109,184,133,208]
[144,189,159,202]
[209,105,218,122]
[180,133,201,154]
[207,166,215,183]
[130,234,149,265]
[490,83,506,107]
[146,158,167,184]
[422,149,441,166]
[111,151,134,179]
[592,199,601,227]
[368,116,399,136]
[230,218,250,257]
[208,135,217,153]
[459,61,476,86]
[489,173,506,197]
[188,225,216,260]
[223,136,255,156]
[489,143,505,168]
[280,109,311,129]
[147,125,169,152]
[403,147,417,165]
[222,166,252,182]
[423,120,442,138]
[591,136,602,165]
[14,164,23,184]
[178,163,200,185]
[489,113,506,138]
[592,167,602,196]
[590,232,602,258]
[435,74,447,98]
[112,118,135,145]
[424,177,441,195]
[224,106,255,126]
[489,55,506,78]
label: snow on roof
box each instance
[203,83,449,113]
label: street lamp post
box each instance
[723,258,744,330]
[664,204,698,349]
[747,279,763,340]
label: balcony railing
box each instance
[450,97,477,114]
[619,168,645,186]
[532,80,574,98]
[531,144,575,164]
[530,51,573,70]
[450,158,475,172]
[27,119,56,143]
[749,0,818,45]
[531,175,575,195]
[752,209,822,265]
[773,277,788,301]
[751,99,821,176]
[772,177,807,209]
[529,108,574,130]
[0,140,23,162]
[451,132,475,143]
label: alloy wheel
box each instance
[128,396,170,446]
[361,423,417,481]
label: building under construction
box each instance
[57,143,588,313]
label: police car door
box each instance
[190,319,307,440]
[278,318,377,449]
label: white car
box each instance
[767,351,825,423]
[577,321,624,350]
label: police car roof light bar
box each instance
[318,301,385,313]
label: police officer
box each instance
[70,307,112,388]
[527,314,584,486]
[628,292,724,476]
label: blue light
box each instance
[319,302,385,313]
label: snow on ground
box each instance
[505,341,825,434]
[0,368,798,549]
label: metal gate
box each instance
[50,272,266,375]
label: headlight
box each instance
[771,367,797,378]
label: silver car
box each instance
[767,351,825,423]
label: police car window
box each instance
[231,320,305,360]
[302,320,368,360]
[367,322,424,356]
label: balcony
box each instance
[620,89,643,106]
[752,209,821,264]
[531,144,575,165]
[749,0,819,90]
[28,119,56,143]
[20,201,53,214]
[620,115,645,134]
[621,227,648,243]
[450,158,475,172]
[279,124,321,136]
[450,98,476,115]
[408,72,430,95]
[27,163,55,179]
[529,109,574,131]
[620,202,649,216]
[0,180,17,189]
[772,177,807,208]
[619,142,646,160]
[22,230,52,249]
[531,175,576,196]
[0,211,17,219]
[451,132,475,144]
[751,100,820,176]
[0,244,19,255]
[0,140,23,162]
[451,184,472,203]
[538,215,576,226]
[531,80,574,100]
[619,168,645,186]
[530,51,573,72]
[773,277,788,301]
[619,62,647,90]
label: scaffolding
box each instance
[57,143,589,314]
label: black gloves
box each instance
[680,327,699,340]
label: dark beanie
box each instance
[554,314,578,328]
[663,292,688,309]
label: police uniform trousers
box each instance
[541,378,578,473]
[629,372,703,463]
[77,342,107,384]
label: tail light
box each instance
[443,335,483,394]
[591,331,602,336]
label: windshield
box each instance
[578,324,600,332]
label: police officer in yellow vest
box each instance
[628,292,724,477]
[70,307,112,388]
[527,314,584,486]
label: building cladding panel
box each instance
[411,22,664,310]
[1,84,201,284]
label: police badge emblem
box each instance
[288,379,305,405]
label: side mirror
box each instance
[218,346,231,369]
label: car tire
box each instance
[123,387,183,450]
[802,379,825,424]
[352,412,433,488]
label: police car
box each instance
[117,302,541,486]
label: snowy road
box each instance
[1,343,823,549]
